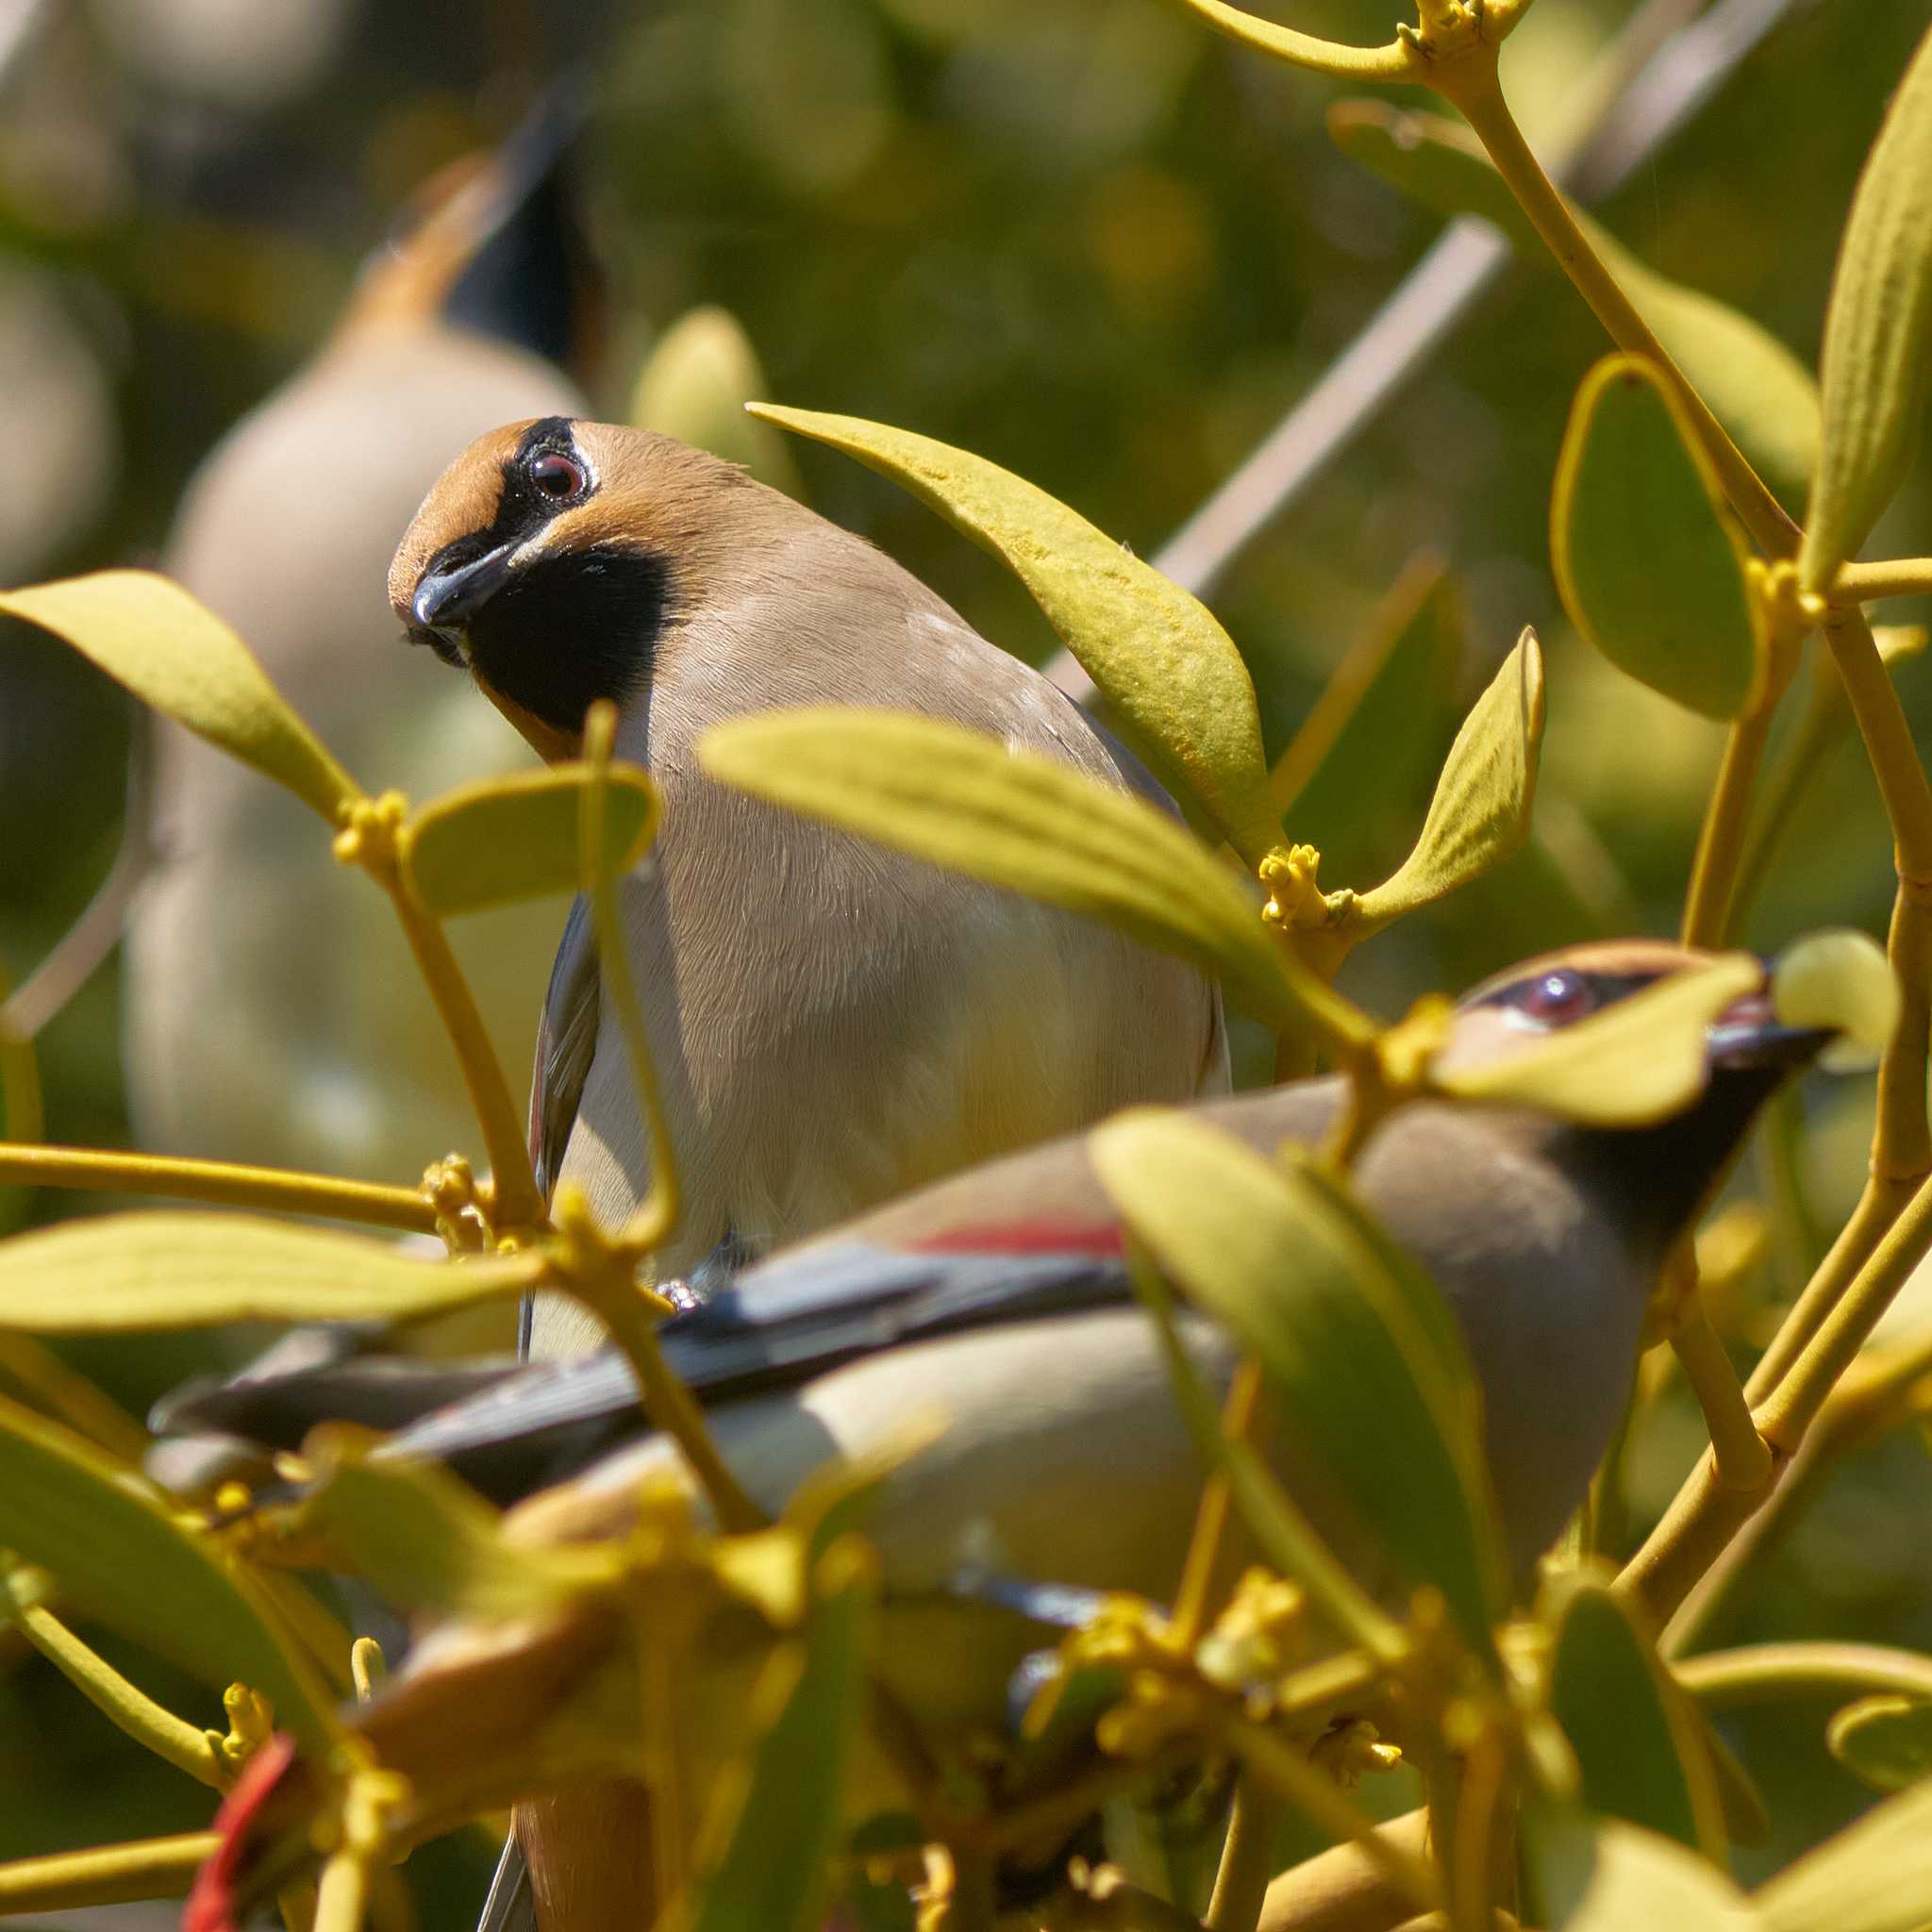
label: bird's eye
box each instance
[529,452,586,500]
[1519,969,1593,1025]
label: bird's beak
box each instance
[1707,986,1835,1071]
[409,541,518,648]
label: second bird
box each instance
[388,417,1228,1356]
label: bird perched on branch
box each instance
[177,940,1828,1932]
[128,94,600,1190]
[387,415,1228,1357]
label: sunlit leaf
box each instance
[1354,628,1545,929]
[0,1391,336,1749]
[691,1540,875,1932]
[1521,1808,1755,1930]
[747,404,1282,865]
[1553,358,1761,721]
[1826,1694,1932,1795]
[1329,103,1820,510]
[699,708,1370,1048]
[1754,1776,1932,1932]
[630,305,804,496]
[0,572,358,821]
[1272,552,1463,883]
[1773,927,1897,1074]
[1799,25,1932,591]
[1091,1109,1505,1648]
[402,760,658,916]
[0,1212,543,1329]
[1431,954,1760,1127]
[307,1436,622,1620]
[1545,1573,1725,1857]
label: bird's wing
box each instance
[377,1224,1134,1504]
[475,1833,537,1932]
[529,893,601,1207]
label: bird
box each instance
[386,414,1229,1360]
[125,94,600,1193]
[176,940,1829,1932]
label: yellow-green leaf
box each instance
[1091,1109,1506,1648]
[1800,25,1932,591]
[1329,102,1821,511]
[1754,1777,1932,1932]
[1431,953,1760,1127]
[698,707,1370,1049]
[1522,1808,1755,1930]
[0,1391,336,1749]
[307,1437,621,1621]
[630,305,804,497]
[0,1211,543,1329]
[1545,1573,1725,1857]
[692,1540,876,1932]
[402,760,659,916]
[0,572,358,821]
[1271,553,1463,884]
[747,404,1281,864]
[1553,358,1761,720]
[1826,1695,1932,1795]
[1354,628,1545,930]
[1773,927,1898,1074]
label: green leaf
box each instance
[0,1391,337,1749]
[1800,26,1932,591]
[1271,553,1464,884]
[1090,1109,1506,1648]
[1772,927,1898,1074]
[1753,1777,1932,1932]
[1354,628,1545,929]
[630,305,804,497]
[402,760,659,916]
[1522,1808,1755,1930]
[307,1437,622,1621]
[1553,358,1761,721]
[0,1211,543,1329]
[692,1540,875,1932]
[698,707,1370,1048]
[1431,953,1761,1127]
[0,572,358,821]
[1545,1573,1725,1857]
[1328,102,1821,511]
[747,404,1282,865]
[1826,1695,1932,1795]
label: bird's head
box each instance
[389,418,740,760]
[1439,937,1838,1258]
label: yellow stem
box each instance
[0,1832,219,1912]
[1447,1728,1508,1932]
[1821,606,1932,881]
[1159,0,1419,82]
[379,878,544,1233]
[1676,1641,1932,1707]
[1831,558,1932,604]
[0,1141,440,1232]
[1217,1711,1441,1915]
[1668,1297,1771,1492]
[1207,1772,1289,1932]
[1427,50,1796,559]
[313,1850,370,1932]
[1680,696,1778,948]
[10,1602,226,1787]
[1173,1357,1264,1648]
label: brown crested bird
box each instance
[126,96,599,1189]
[386,414,1228,1360]
[175,941,1827,1932]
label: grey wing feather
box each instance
[475,1832,536,1932]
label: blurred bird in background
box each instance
[173,940,1831,1931]
[124,92,601,1193]
[387,416,1229,1360]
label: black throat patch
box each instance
[417,417,676,733]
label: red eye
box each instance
[1521,970,1593,1024]
[529,452,586,500]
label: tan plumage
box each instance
[389,418,1228,1357]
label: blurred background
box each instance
[2,0,1930,1919]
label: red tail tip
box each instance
[183,1733,299,1932]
